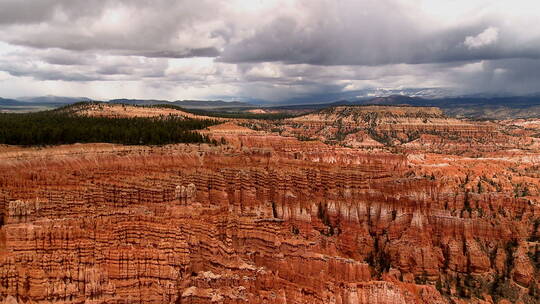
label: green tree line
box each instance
[0,111,218,146]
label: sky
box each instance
[0,0,539,103]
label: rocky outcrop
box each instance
[246,105,535,156]
[0,109,539,303]
[176,183,197,203]
[286,106,496,145]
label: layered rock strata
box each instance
[0,108,539,303]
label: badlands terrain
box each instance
[0,103,539,304]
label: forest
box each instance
[0,110,218,146]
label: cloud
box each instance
[0,0,228,59]
[443,58,540,95]
[0,0,107,25]
[136,48,221,59]
[0,0,540,101]
[219,2,540,66]
[464,27,499,49]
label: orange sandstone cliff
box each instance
[0,105,539,304]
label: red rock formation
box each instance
[0,106,539,303]
[248,105,538,156]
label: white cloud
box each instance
[464,27,499,49]
[0,1,540,102]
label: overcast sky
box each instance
[0,0,539,102]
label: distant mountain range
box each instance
[268,95,540,119]
[356,95,540,119]
[0,96,95,111]
[17,95,94,104]
[108,99,250,109]
[0,96,253,112]
[0,97,25,106]
[3,94,540,119]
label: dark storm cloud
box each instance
[136,48,221,59]
[219,3,540,66]
[0,45,169,82]
[0,0,107,24]
[0,0,58,24]
[40,50,97,66]
[1,63,102,82]
[0,0,540,100]
[445,58,540,95]
[2,0,538,66]
[0,0,225,59]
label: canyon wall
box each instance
[0,106,539,303]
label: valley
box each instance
[0,103,539,304]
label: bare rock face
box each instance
[248,105,532,156]
[0,106,539,303]
[284,105,491,146]
[512,243,535,287]
[6,200,40,223]
[176,183,197,203]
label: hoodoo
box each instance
[0,104,539,303]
